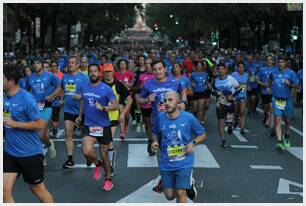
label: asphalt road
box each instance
[11,101,303,203]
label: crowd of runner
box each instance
[3,46,303,202]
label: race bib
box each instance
[241,84,246,91]
[3,110,11,118]
[219,95,227,105]
[167,145,186,158]
[89,126,104,137]
[249,74,256,82]
[37,102,45,111]
[275,99,286,110]
[65,83,76,92]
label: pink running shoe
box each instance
[93,165,101,181]
[120,132,125,140]
[103,179,113,191]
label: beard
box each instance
[90,76,100,83]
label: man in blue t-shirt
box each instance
[61,56,89,169]
[25,58,61,162]
[76,64,118,192]
[269,55,299,151]
[3,66,54,203]
[151,91,206,203]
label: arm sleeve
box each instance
[190,114,205,136]
[26,93,41,121]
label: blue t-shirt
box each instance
[62,72,89,114]
[81,82,116,127]
[214,75,240,95]
[190,71,209,92]
[270,68,299,99]
[4,89,43,157]
[26,71,60,105]
[231,71,248,100]
[18,77,27,90]
[244,62,259,89]
[177,76,191,90]
[140,77,183,123]
[152,111,205,171]
[256,66,277,94]
[297,69,303,91]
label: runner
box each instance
[25,57,61,161]
[102,63,132,175]
[213,63,241,147]
[151,91,206,202]
[231,62,249,135]
[138,59,187,193]
[61,56,89,168]
[76,64,119,191]
[3,66,54,203]
[269,55,299,151]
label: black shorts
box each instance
[141,107,152,118]
[64,112,79,122]
[296,91,303,102]
[216,103,235,120]
[4,152,44,185]
[261,94,272,104]
[82,125,112,145]
[190,90,211,100]
[51,106,61,122]
[110,120,119,127]
[247,88,260,97]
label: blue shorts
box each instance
[161,168,192,190]
[40,107,53,121]
[272,97,293,118]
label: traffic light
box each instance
[290,26,299,41]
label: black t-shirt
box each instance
[102,79,129,105]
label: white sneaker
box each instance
[48,139,56,158]
[56,129,63,138]
[131,120,137,126]
[136,124,142,133]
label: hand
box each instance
[75,116,82,125]
[148,94,156,102]
[4,117,16,128]
[72,94,81,100]
[95,102,103,111]
[186,142,195,154]
[284,79,291,86]
[45,95,53,102]
[151,141,159,153]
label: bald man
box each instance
[151,91,206,202]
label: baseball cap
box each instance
[102,63,114,72]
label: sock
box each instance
[68,155,73,161]
[108,149,114,163]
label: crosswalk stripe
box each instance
[285,147,303,161]
[233,130,248,142]
[194,145,220,168]
[231,145,258,149]
[250,165,283,170]
[128,144,158,167]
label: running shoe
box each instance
[131,120,137,126]
[276,142,284,151]
[186,178,197,200]
[93,164,102,181]
[136,123,142,133]
[152,179,163,193]
[86,157,92,167]
[48,139,56,158]
[283,138,291,148]
[220,140,227,148]
[62,159,75,169]
[103,179,113,191]
[119,132,125,140]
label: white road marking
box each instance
[256,108,303,136]
[194,145,220,168]
[73,164,95,168]
[231,145,258,149]
[117,176,193,203]
[277,178,303,197]
[128,144,158,167]
[233,130,248,142]
[285,147,303,161]
[250,165,283,170]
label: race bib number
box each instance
[37,102,45,111]
[219,95,227,105]
[167,145,186,157]
[158,103,166,112]
[65,83,76,92]
[249,74,256,82]
[275,99,286,110]
[89,126,104,137]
